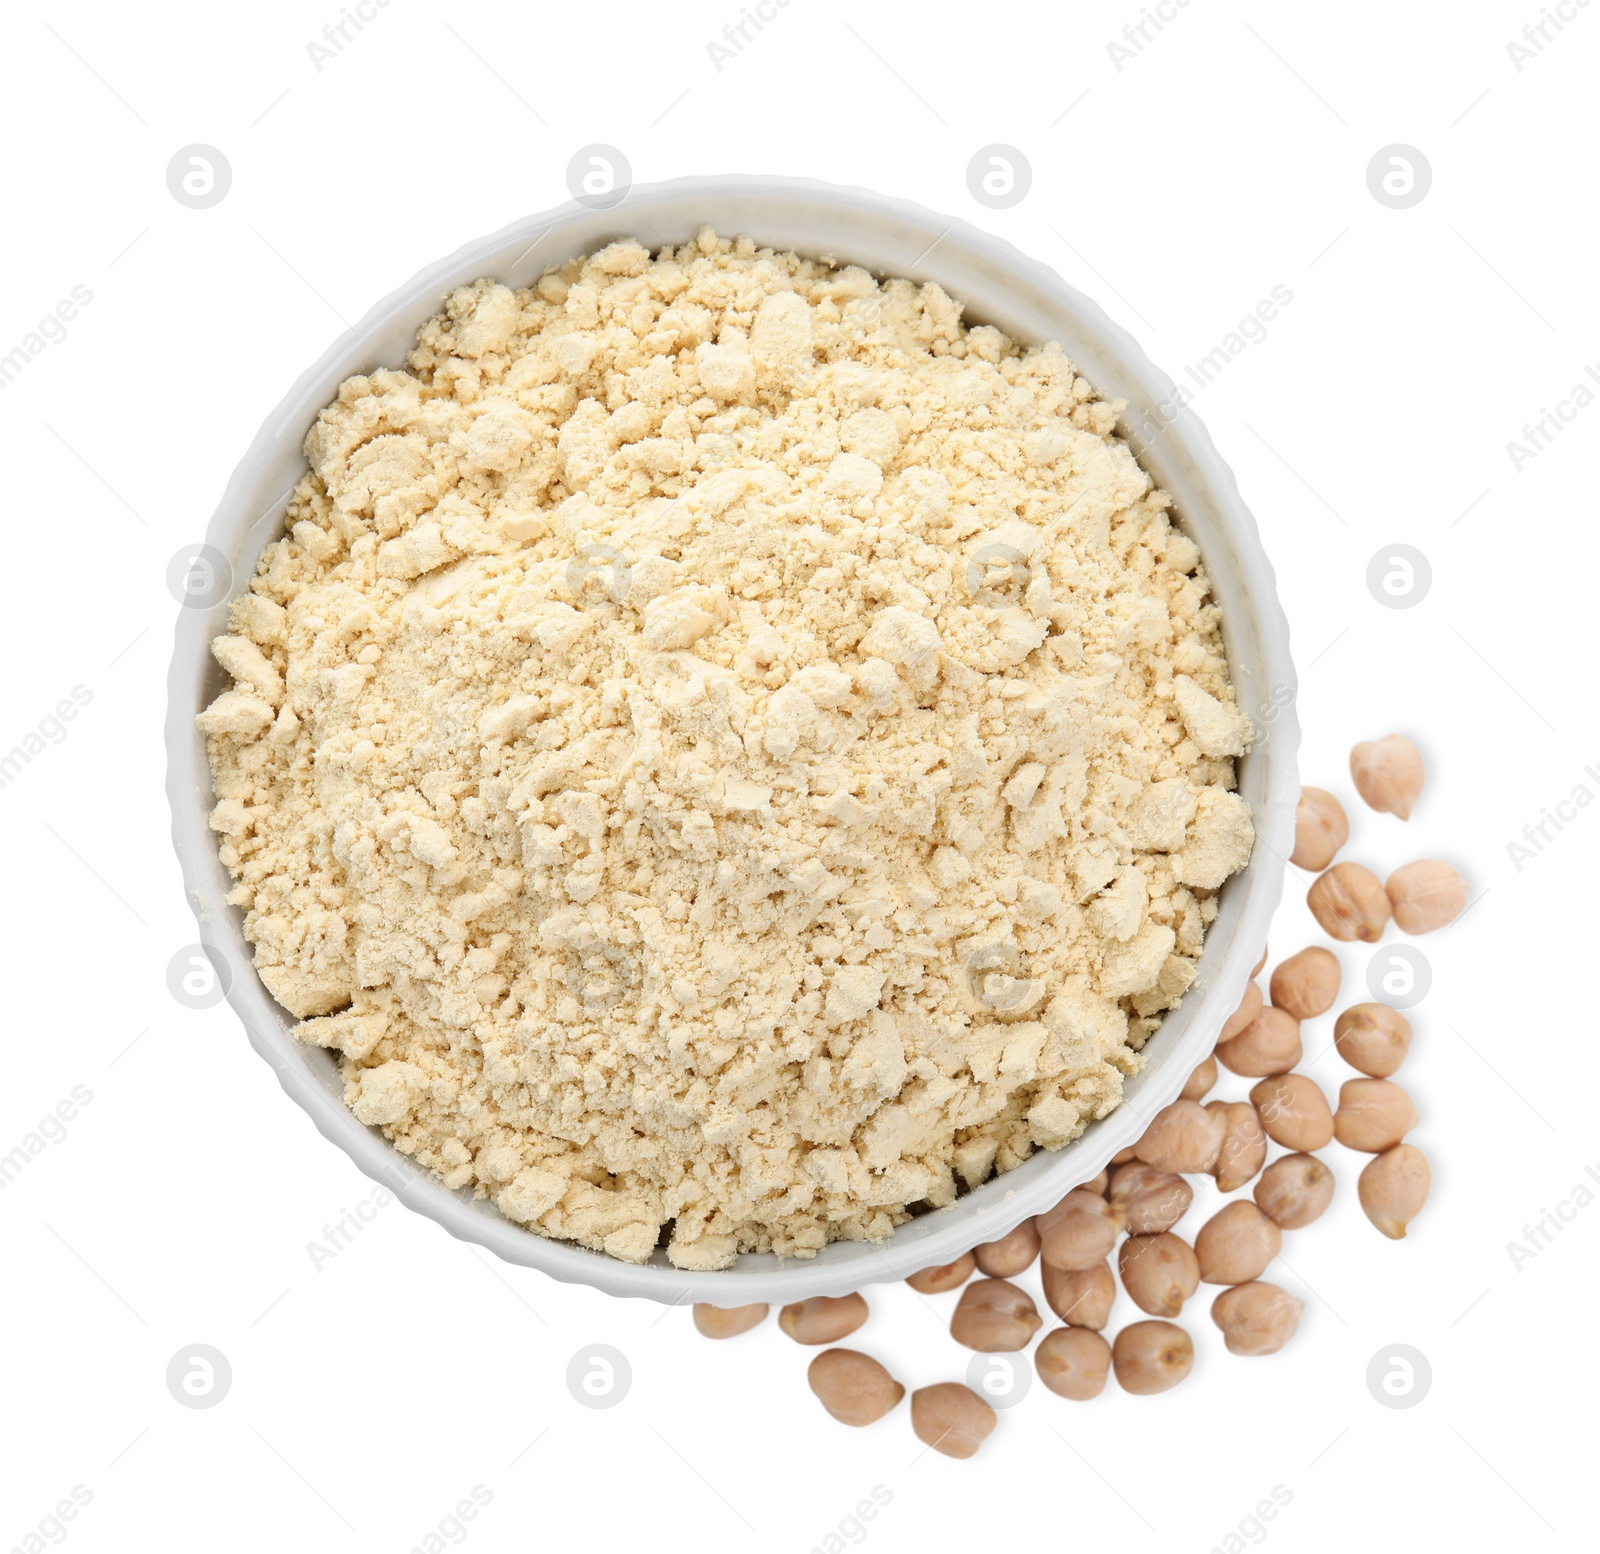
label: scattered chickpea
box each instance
[910,1383,996,1458]
[906,1253,976,1295]
[1181,1053,1218,1102]
[1134,1100,1226,1175]
[974,1218,1041,1279]
[807,1349,905,1425]
[1307,862,1392,943]
[1107,1161,1193,1235]
[692,1303,768,1339]
[1110,1145,1139,1165]
[1037,1191,1118,1272]
[1041,1261,1116,1329]
[1036,1326,1112,1400]
[1349,734,1425,820]
[1211,1282,1304,1356]
[1253,1154,1334,1229]
[1333,1003,1413,1077]
[1208,1100,1268,1192]
[1292,786,1350,870]
[1119,1233,1200,1317]
[1216,1006,1302,1077]
[779,1294,869,1345]
[1358,1144,1431,1239]
[1333,1078,1418,1153]
[1386,860,1468,934]
[1195,1201,1283,1285]
[949,1278,1043,1352]
[1249,1073,1335,1151]
[1219,980,1265,1043]
[1253,944,1269,978]
[1112,1319,1195,1395]
[1078,1170,1110,1196]
[1269,946,1341,1020]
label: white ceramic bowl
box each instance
[165,175,1299,1303]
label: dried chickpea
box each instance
[1270,947,1341,1020]
[1211,1282,1304,1356]
[1249,1073,1335,1151]
[1078,1169,1110,1196]
[1349,734,1425,820]
[1110,1145,1139,1165]
[1107,1161,1193,1235]
[949,1278,1042,1352]
[1386,860,1467,934]
[1292,786,1349,870]
[1358,1144,1431,1238]
[906,1253,976,1295]
[1180,1053,1218,1102]
[1215,1006,1302,1077]
[910,1383,996,1458]
[1219,980,1264,1043]
[779,1294,868,1345]
[1253,1153,1334,1229]
[1207,1100,1268,1192]
[1112,1320,1195,1395]
[1333,1003,1413,1077]
[1334,1078,1418,1153]
[807,1349,905,1425]
[1041,1261,1116,1329]
[692,1303,768,1339]
[1253,944,1270,977]
[1036,1326,1112,1400]
[1118,1233,1200,1317]
[974,1218,1041,1278]
[1038,1196,1118,1272]
[1307,862,1391,943]
[1134,1100,1226,1175]
[1195,1201,1282,1285]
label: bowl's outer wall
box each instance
[165,176,1299,1302]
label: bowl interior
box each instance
[167,175,1298,1302]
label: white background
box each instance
[1,1,1595,1550]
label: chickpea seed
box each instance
[1037,1190,1119,1271]
[949,1278,1043,1352]
[1334,1077,1418,1153]
[1134,1099,1226,1175]
[1036,1326,1113,1400]
[1248,1073,1335,1152]
[1195,1200,1282,1285]
[1041,1260,1116,1329]
[807,1349,905,1425]
[1216,1005,1302,1077]
[1207,1100,1268,1192]
[1211,1281,1304,1356]
[1253,944,1270,978]
[1107,1161,1193,1235]
[1112,1319,1195,1395]
[1386,859,1468,935]
[1180,1054,1218,1102]
[1292,786,1349,870]
[1358,1144,1431,1238]
[910,1383,996,1458]
[692,1303,769,1339]
[1332,1002,1413,1077]
[1119,1232,1200,1317]
[1349,734,1425,820]
[1219,980,1265,1043]
[1270,946,1341,1020]
[1307,862,1392,943]
[1253,1153,1334,1229]
[974,1218,1041,1278]
[906,1252,976,1295]
[779,1293,868,1345]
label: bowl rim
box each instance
[165,172,1299,1303]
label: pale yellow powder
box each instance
[202,229,1253,1267]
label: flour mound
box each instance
[202,230,1253,1268]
